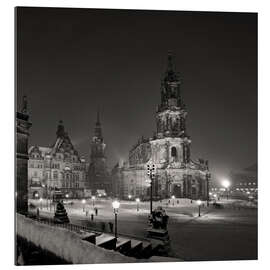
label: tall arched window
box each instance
[171,147,177,157]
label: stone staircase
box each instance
[30,214,166,259]
[79,231,158,259]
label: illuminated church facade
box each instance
[112,53,210,200]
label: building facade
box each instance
[112,53,210,200]
[16,96,32,213]
[28,120,86,199]
[87,111,111,195]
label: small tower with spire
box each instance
[88,109,111,193]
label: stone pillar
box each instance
[16,108,32,214]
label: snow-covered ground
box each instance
[29,197,257,261]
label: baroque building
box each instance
[87,111,111,195]
[112,53,210,200]
[28,120,86,199]
[16,96,32,213]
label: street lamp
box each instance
[171,195,175,206]
[92,196,96,207]
[65,194,69,199]
[197,200,202,217]
[136,198,140,211]
[34,193,39,199]
[82,199,86,212]
[128,194,132,200]
[222,179,231,200]
[112,200,120,239]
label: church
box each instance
[112,53,210,200]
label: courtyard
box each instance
[30,197,257,261]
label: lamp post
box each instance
[136,198,140,211]
[147,163,156,214]
[197,200,202,217]
[112,200,120,239]
[171,195,175,206]
[92,196,96,207]
[82,199,86,212]
[222,180,231,200]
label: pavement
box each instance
[30,198,257,261]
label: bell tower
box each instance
[88,110,110,193]
[156,52,188,139]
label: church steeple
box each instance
[158,52,183,111]
[156,52,188,138]
[94,109,103,140]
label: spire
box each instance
[94,109,103,139]
[96,108,100,125]
[21,95,28,114]
[56,120,65,138]
[167,51,174,72]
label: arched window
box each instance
[171,147,177,157]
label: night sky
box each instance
[16,7,257,184]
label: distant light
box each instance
[35,193,39,198]
[171,195,175,199]
[213,194,217,198]
[136,198,140,203]
[82,199,86,204]
[197,200,202,205]
[209,192,212,196]
[128,194,132,199]
[92,196,96,200]
[39,198,43,202]
[65,194,69,198]
[222,179,231,189]
[112,200,120,209]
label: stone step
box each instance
[127,240,143,257]
[115,237,131,254]
[141,241,153,258]
[79,232,96,245]
[95,234,117,250]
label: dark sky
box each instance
[16,7,257,184]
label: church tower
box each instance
[156,52,190,163]
[88,110,110,194]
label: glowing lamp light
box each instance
[82,199,86,204]
[197,200,202,205]
[35,193,39,198]
[92,196,96,200]
[222,179,231,189]
[128,194,132,199]
[65,194,69,198]
[171,195,176,199]
[136,198,140,203]
[112,200,120,210]
[213,194,217,198]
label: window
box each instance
[171,147,177,157]
[53,171,58,179]
[34,171,38,177]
